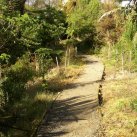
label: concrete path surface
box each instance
[37,55,104,137]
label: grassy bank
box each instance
[100,49,137,137]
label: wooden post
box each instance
[129,50,132,73]
[49,0,51,6]
[75,46,77,56]
[134,44,136,61]
[121,52,124,75]
[114,49,118,78]
[65,49,68,68]
[0,63,1,80]
[35,53,39,72]
[41,59,44,81]
[107,31,111,59]
[67,47,70,66]
[56,56,60,72]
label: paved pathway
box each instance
[37,55,104,137]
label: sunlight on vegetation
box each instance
[102,78,137,137]
[0,0,87,136]
[34,92,53,103]
[0,0,137,136]
[98,0,137,136]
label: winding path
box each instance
[37,55,104,137]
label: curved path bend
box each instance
[37,55,104,137]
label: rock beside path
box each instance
[37,55,104,137]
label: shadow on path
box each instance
[65,80,102,90]
[38,95,98,137]
[37,55,104,137]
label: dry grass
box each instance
[98,47,137,137]
[47,65,83,92]
[34,92,54,103]
[101,66,137,137]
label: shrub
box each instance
[131,99,137,111]
[2,58,35,104]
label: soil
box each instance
[37,55,104,137]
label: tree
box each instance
[5,0,27,15]
[66,0,101,53]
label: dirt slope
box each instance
[37,55,104,137]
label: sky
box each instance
[101,0,133,7]
[25,0,134,7]
[26,0,69,5]
[121,0,134,7]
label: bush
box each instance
[2,58,35,104]
[131,99,137,111]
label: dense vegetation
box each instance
[0,0,137,136]
[99,1,137,137]
[0,0,101,136]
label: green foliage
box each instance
[0,0,105,136]
[0,53,10,64]
[2,56,34,104]
[0,14,39,63]
[0,6,66,63]
[67,0,100,38]
[131,99,137,111]
[0,1,66,110]
[133,33,137,47]
[35,7,66,49]
[35,48,52,79]
[115,17,135,51]
[66,0,101,53]
[106,12,137,71]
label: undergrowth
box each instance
[100,49,137,137]
[0,56,84,137]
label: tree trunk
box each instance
[6,0,26,15]
[20,0,26,15]
[0,64,1,80]
[35,54,39,72]
[67,47,71,66]
[114,49,118,78]
[65,48,68,68]
[56,56,60,73]
[129,50,132,73]
[75,46,77,56]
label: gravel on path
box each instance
[37,55,104,137]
